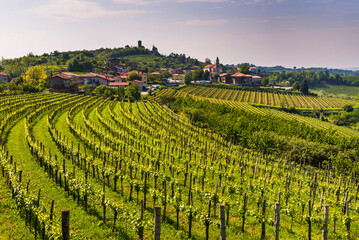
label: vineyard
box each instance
[1,93,359,239]
[172,85,356,109]
[155,88,359,138]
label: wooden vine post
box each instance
[144,172,147,209]
[308,200,312,240]
[346,201,350,239]
[103,179,106,223]
[241,192,247,232]
[163,180,167,223]
[140,199,144,240]
[154,206,161,240]
[220,205,226,240]
[322,205,328,240]
[261,199,266,240]
[62,209,70,240]
[205,200,211,240]
[274,202,280,240]
[50,200,55,224]
[214,181,218,218]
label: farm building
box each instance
[0,72,10,83]
[49,74,77,93]
[230,73,253,86]
[79,73,115,86]
[219,73,231,84]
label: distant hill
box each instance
[342,67,359,71]
[0,45,204,80]
[225,64,359,76]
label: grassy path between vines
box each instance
[0,181,32,240]
[32,113,124,239]
[5,117,115,239]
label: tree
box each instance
[67,54,93,72]
[300,79,309,95]
[212,73,219,82]
[103,88,115,98]
[93,85,107,96]
[343,104,354,112]
[261,78,269,86]
[117,86,125,100]
[78,84,91,95]
[0,83,6,93]
[126,72,142,82]
[184,73,192,85]
[125,84,141,101]
[238,63,250,74]
[203,70,210,80]
[24,66,47,86]
[161,71,172,80]
[192,70,203,81]
[292,81,300,91]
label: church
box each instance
[203,57,221,74]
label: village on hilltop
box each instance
[18,41,263,93]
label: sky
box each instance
[0,0,358,68]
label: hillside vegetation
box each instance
[310,84,359,98]
[1,93,359,239]
[0,47,202,81]
[173,85,356,109]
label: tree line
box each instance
[262,70,359,87]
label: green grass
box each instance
[40,65,67,71]
[32,111,132,239]
[125,54,166,64]
[310,84,359,98]
[5,117,117,239]
[0,182,32,240]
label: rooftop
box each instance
[109,82,130,86]
[231,73,252,78]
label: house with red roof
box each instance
[219,73,231,84]
[49,74,78,93]
[132,80,144,88]
[79,73,115,86]
[159,68,169,72]
[0,72,10,83]
[230,73,253,86]
[249,67,258,73]
[172,73,184,80]
[59,72,81,84]
[190,66,200,70]
[108,82,130,88]
[150,72,160,76]
[114,64,127,73]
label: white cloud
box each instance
[174,19,229,25]
[28,0,146,21]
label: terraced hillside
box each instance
[155,88,359,138]
[1,93,359,239]
[174,85,356,109]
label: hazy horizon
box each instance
[1,0,358,69]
